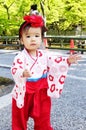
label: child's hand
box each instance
[68,54,81,64]
[23,69,32,78]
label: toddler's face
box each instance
[21,27,42,51]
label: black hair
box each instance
[19,21,46,39]
[31,4,37,10]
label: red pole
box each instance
[43,38,48,47]
[70,39,74,54]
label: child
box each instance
[11,14,81,130]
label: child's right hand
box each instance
[23,69,32,78]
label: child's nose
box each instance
[31,36,35,41]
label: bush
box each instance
[0,77,14,85]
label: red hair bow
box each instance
[23,15,44,27]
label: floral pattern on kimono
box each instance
[47,55,69,98]
[11,49,70,108]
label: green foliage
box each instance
[0,0,86,36]
[0,76,14,85]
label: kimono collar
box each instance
[24,48,38,61]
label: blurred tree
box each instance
[0,0,86,35]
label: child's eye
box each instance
[26,36,30,38]
[35,35,40,37]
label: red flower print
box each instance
[38,51,42,57]
[16,92,18,99]
[16,85,18,88]
[59,75,66,84]
[50,84,55,92]
[47,66,50,72]
[59,89,63,95]
[12,68,17,75]
[59,65,67,72]
[56,88,58,91]
[13,62,15,66]
[23,86,25,91]
[17,59,23,64]
[55,57,62,63]
[43,69,47,74]
[63,58,65,61]
[49,57,51,60]
[20,92,22,95]
[49,75,54,81]
[19,66,23,69]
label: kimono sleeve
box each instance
[47,55,70,98]
[11,52,26,88]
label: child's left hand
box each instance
[68,54,81,64]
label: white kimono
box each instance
[11,49,69,108]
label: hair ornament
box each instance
[23,15,44,27]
